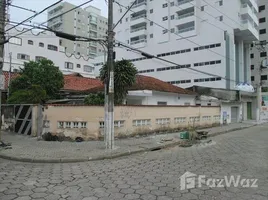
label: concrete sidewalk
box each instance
[0,122,258,163]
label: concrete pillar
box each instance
[238,40,244,83]
[244,44,251,83]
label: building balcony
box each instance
[130,14,147,26]
[132,1,147,12]
[177,12,194,20]
[177,21,195,35]
[176,0,194,10]
[130,25,147,37]
[235,19,259,42]
[130,39,147,48]
[240,3,258,25]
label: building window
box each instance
[150,9,153,13]
[259,17,266,23]
[174,117,186,123]
[163,29,168,34]
[35,56,46,61]
[261,75,268,80]
[170,2,175,6]
[250,53,254,58]
[39,42,44,47]
[259,5,265,12]
[58,121,87,129]
[171,15,175,20]
[219,16,223,21]
[260,29,266,35]
[114,120,125,128]
[162,16,168,21]
[84,65,94,72]
[9,37,22,45]
[202,116,211,121]
[156,118,170,125]
[65,62,73,69]
[28,40,33,45]
[163,3,168,8]
[171,28,175,33]
[17,53,30,60]
[260,52,267,57]
[48,44,58,51]
[150,21,153,26]
[133,119,151,127]
[201,6,205,11]
[251,76,255,81]
[150,34,153,38]
[77,64,81,68]
[251,65,254,70]
[157,101,167,105]
[219,0,223,6]
[189,117,200,122]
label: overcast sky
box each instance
[10,0,108,24]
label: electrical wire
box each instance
[8,4,38,13]
[4,0,95,44]
[114,1,247,66]
[115,40,237,83]
[6,0,63,32]
[202,0,246,29]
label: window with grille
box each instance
[174,117,186,123]
[65,62,74,69]
[133,119,151,127]
[156,118,170,125]
[17,53,30,60]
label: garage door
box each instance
[231,107,238,123]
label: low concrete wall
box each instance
[43,105,221,140]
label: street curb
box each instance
[207,124,256,138]
[0,125,256,163]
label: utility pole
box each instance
[106,0,114,149]
[7,52,11,97]
[0,0,6,140]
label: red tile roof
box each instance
[63,74,102,92]
[2,71,19,90]
[131,75,195,95]
[3,72,195,95]
[82,75,196,95]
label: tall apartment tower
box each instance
[47,2,108,58]
[109,0,259,89]
[250,0,268,90]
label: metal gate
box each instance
[2,104,33,135]
[231,107,238,123]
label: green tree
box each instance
[84,93,105,105]
[8,85,47,104]
[99,59,138,104]
[9,59,64,103]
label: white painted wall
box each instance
[127,90,196,105]
[220,102,242,124]
[4,26,96,77]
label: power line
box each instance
[4,0,94,44]
[6,0,63,32]
[202,0,245,29]
[116,40,237,83]
[114,1,239,65]
[8,4,38,13]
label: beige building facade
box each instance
[43,105,221,140]
[47,2,108,58]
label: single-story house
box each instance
[2,72,197,106]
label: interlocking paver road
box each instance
[0,124,268,200]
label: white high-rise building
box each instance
[95,0,259,89]
[250,0,268,89]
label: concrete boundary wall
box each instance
[43,105,221,140]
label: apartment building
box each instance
[94,0,259,89]
[47,2,108,58]
[3,25,96,77]
[250,0,268,89]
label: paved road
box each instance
[0,124,268,200]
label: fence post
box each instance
[37,105,43,138]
